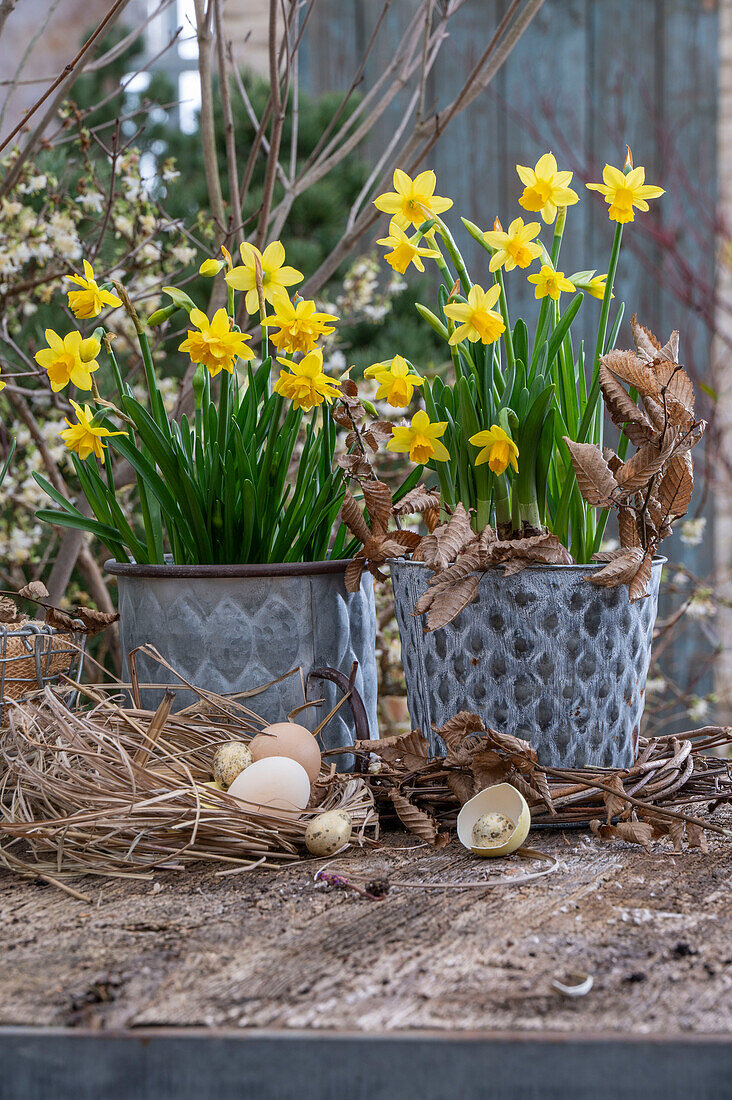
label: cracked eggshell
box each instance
[228,756,311,814]
[457,782,530,857]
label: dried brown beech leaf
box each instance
[685,820,709,852]
[599,363,657,446]
[393,485,441,518]
[435,710,486,752]
[564,439,619,505]
[423,573,480,631]
[344,558,365,592]
[331,399,365,428]
[631,313,661,361]
[340,488,370,544]
[618,507,641,548]
[339,378,358,398]
[484,727,538,768]
[629,551,654,603]
[614,820,655,851]
[603,774,628,823]
[586,547,645,587]
[337,453,373,479]
[657,361,695,415]
[18,580,50,601]
[0,596,20,624]
[368,729,430,772]
[656,330,680,362]
[470,749,512,791]
[590,817,654,851]
[603,448,623,474]
[658,452,693,520]
[416,503,474,570]
[616,442,668,492]
[366,421,394,445]
[667,817,685,852]
[362,480,392,537]
[73,607,119,635]
[672,420,706,458]
[44,606,77,632]
[425,544,483,589]
[446,771,476,805]
[603,348,660,397]
[390,789,447,846]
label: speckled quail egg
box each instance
[212,741,252,789]
[304,810,353,856]
[472,812,515,848]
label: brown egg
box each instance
[250,722,321,783]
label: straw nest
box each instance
[0,685,378,878]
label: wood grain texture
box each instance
[0,818,728,1033]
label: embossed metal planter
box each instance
[105,560,377,753]
[389,558,664,768]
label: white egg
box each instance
[227,756,311,814]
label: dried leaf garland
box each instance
[569,319,705,601]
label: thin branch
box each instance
[0,0,129,155]
[255,0,287,250]
[193,0,227,247]
[214,0,242,248]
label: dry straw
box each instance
[0,668,378,880]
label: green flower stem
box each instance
[494,266,515,370]
[430,212,472,295]
[550,206,567,267]
[554,221,623,545]
[104,334,126,401]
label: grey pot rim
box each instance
[388,555,667,574]
[104,558,356,580]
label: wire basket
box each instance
[0,622,86,726]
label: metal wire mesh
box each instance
[0,623,86,725]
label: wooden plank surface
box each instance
[0,817,728,1034]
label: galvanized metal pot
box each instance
[105,560,377,753]
[389,558,664,768]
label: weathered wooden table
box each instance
[0,819,729,1099]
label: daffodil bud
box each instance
[147,303,179,326]
[161,286,197,314]
[192,363,206,410]
[362,399,378,417]
[199,258,224,277]
[624,145,633,174]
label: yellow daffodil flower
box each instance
[225,240,303,314]
[516,153,579,224]
[387,409,450,464]
[374,169,452,230]
[34,329,101,392]
[376,220,441,274]
[0,366,5,393]
[586,163,664,223]
[274,348,341,410]
[579,272,613,300]
[469,425,519,475]
[444,284,506,345]
[178,308,254,377]
[65,260,122,319]
[199,258,224,277]
[364,354,425,408]
[59,400,124,464]
[261,297,338,356]
[527,265,576,301]
[483,217,542,272]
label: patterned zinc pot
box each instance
[105,559,377,755]
[389,558,665,769]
